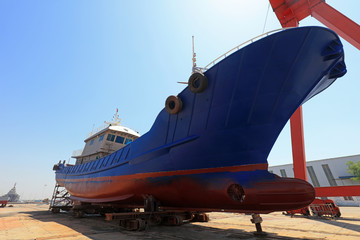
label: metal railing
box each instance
[72,149,83,157]
[86,124,108,139]
[200,28,294,72]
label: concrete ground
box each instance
[1,204,360,240]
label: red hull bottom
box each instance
[62,168,315,214]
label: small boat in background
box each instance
[0,183,20,203]
[54,26,346,214]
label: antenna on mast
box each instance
[179,36,201,84]
[105,108,121,126]
[192,36,197,73]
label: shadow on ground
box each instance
[283,213,360,235]
[22,210,317,240]
[309,216,360,234]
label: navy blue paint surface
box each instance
[56,27,346,188]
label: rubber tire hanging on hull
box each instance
[165,95,182,114]
[188,72,208,93]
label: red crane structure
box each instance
[269,0,360,197]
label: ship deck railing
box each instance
[200,28,293,73]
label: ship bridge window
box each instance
[90,139,94,145]
[115,136,125,144]
[107,134,115,142]
[99,134,105,142]
[125,138,132,144]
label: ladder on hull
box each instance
[49,184,72,213]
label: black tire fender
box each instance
[188,72,208,93]
[165,95,182,114]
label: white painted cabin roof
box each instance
[84,125,140,142]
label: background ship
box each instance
[54,26,346,214]
[0,183,20,202]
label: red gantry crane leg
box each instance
[269,0,360,196]
[290,106,307,181]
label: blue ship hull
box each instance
[55,27,346,213]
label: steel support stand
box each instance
[144,195,159,212]
[251,214,266,235]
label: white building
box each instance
[269,154,360,206]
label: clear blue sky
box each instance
[0,0,359,200]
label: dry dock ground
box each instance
[1,204,360,240]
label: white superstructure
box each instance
[73,110,140,165]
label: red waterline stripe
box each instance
[58,163,268,183]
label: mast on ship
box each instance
[192,36,197,73]
[104,108,122,127]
